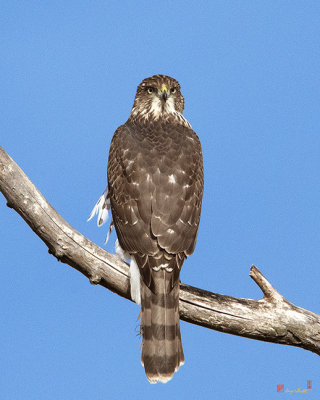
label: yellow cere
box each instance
[161,84,168,92]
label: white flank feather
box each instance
[115,240,140,304]
[129,257,141,305]
[87,188,110,227]
[115,239,130,260]
[104,220,114,244]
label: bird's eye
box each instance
[147,87,154,94]
[170,87,176,94]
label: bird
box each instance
[88,74,204,383]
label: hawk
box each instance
[89,75,204,383]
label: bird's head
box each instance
[131,75,185,119]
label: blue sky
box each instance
[1,1,319,399]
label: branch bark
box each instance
[1,145,319,356]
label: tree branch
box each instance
[1,145,319,356]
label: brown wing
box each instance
[107,119,204,287]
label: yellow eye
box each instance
[170,88,176,94]
[147,87,154,94]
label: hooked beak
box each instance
[161,90,168,102]
[160,84,168,102]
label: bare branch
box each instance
[249,265,284,301]
[1,145,319,356]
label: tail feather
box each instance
[140,270,184,384]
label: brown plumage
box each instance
[106,75,204,383]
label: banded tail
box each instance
[140,270,184,384]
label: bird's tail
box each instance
[140,270,184,384]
